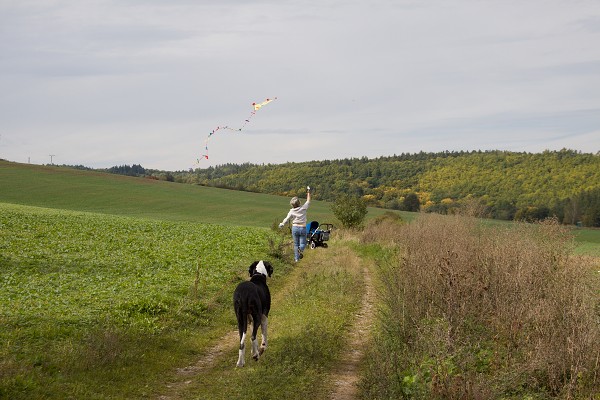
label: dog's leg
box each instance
[259,314,268,355]
[251,336,259,361]
[250,333,259,361]
[236,305,248,368]
[237,332,246,368]
[251,312,260,361]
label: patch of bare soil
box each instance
[327,260,375,400]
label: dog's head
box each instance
[249,260,273,278]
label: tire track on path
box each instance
[326,253,375,400]
[158,328,238,400]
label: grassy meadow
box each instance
[0,161,377,398]
[573,228,600,257]
[1,160,599,399]
[0,205,365,399]
[0,160,409,227]
[0,202,278,398]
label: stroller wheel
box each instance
[322,242,328,248]
[310,241,317,249]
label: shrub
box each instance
[268,220,293,261]
[330,194,368,229]
[402,192,421,212]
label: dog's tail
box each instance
[234,298,249,337]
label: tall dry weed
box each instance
[369,213,600,398]
[360,211,405,247]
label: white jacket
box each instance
[281,200,310,226]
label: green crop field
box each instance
[1,203,270,327]
[0,202,283,398]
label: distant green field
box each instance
[0,160,596,255]
[0,160,408,227]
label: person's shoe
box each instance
[299,250,304,259]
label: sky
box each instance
[1,0,599,171]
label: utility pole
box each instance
[49,154,56,165]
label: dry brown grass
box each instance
[360,211,405,247]
[361,213,600,399]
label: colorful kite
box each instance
[196,97,277,164]
[252,98,275,111]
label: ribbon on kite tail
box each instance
[196,97,277,164]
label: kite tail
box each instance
[196,97,277,163]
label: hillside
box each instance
[184,149,600,226]
[0,160,403,227]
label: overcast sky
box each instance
[1,0,599,170]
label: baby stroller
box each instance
[306,221,333,249]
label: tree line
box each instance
[105,149,600,227]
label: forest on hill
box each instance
[106,149,600,227]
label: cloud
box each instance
[1,0,599,170]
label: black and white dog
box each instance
[233,260,273,367]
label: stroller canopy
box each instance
[306,221,319,234]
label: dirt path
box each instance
[326,260,375,400]
[157,246,375,400]
[158,329,238,400]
